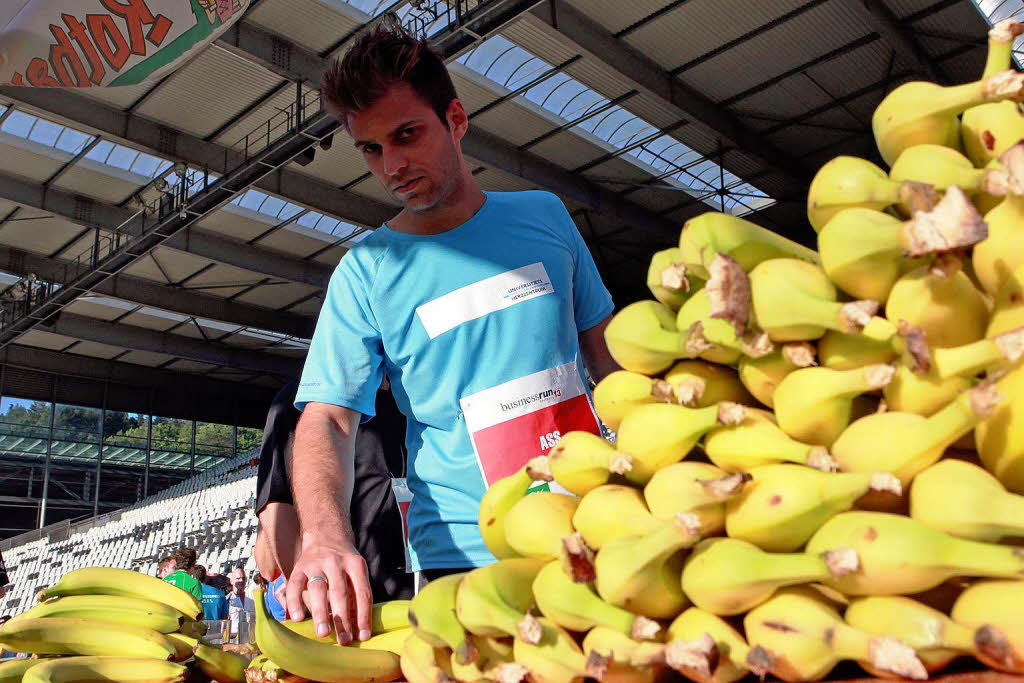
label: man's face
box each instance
[349,83,465,213]
[230,569,245,590]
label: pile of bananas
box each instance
[0,567,249,683]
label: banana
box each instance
[845,596,978,676]
[910,459,1024,542]
[749,258,895,343]
[604,300,685,374]
[806,511,1024,596]
[832,383,1001,484]
[282,601,412,643]
[572,484,661,550]
[644,462,749,536]
[454,558,546,642]
[0,659,43,683]
[680,537,858,616]
[533,560,660,639]
[889,144,1005,205]
[0,617,178,660]
[725,465,901,552]
[400,632,455,683]
[594,513,702,619]
[676,290,768,366]
[22,657,188,683]
[253,587,402,683]
[583,627,669,683]
[737,342,816,407]
[503,617,590,683]
[744,591,927,682]
[974,143,1024,296]
[166,633,245,683]
[962,20,1024,166]
[647,247,701,311]
[806,155,934,233]
[593,371,673,431]
[818,330,897,370]
[703,409,838,473]
[817,189,987,303]
[773,364,894,447]
[678,212,819,280]
[976,364,1024,493]
[663,360,755,408]
[503,492,578,560]
[449,634,513,682]
[160,632,200,662]
[882,364,973,417]
[664,608,752,683]
[547,431,632,496]
[408,573,475,664]
[352,628,414,656]
[873,69,1024,165]
[36,567,202,619]
[478,456,551,558]
[8,594,192,635]
[988,263,1024,336]
[951,580,1024,674]
[615,401,746,483]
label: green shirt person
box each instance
[163,568,203,601]
[160,548,203,601]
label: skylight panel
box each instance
[1,111,35,138]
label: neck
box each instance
[391,173,485,235]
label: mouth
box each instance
[393,177,423,194]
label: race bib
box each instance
[390,478,413,573]
[459,360,601,488]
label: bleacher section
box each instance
[2,452,260,616]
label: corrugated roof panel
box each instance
[527,132,615,169]
[15,329,76,351]
[347,175,396,205]
[163,359,220,374]
[64,340,126,360]
[471,103,563,147]
[247,0,364,55]
[136,247,216,284]
[196,209,274,243]
[77,81,153,111]
[562,0,668,35]
[287,295,325,316]
[256,226,344,258]
[211,83,302,148]
[732,76,838,123]
[286,139,377,190]
[502,17,581,66]
[801,39,893,102]
[64,298,125,321]
[52,165,140,205]
[475,167,538,193]
[913,1,991,46]
[183,262,272,296]
[135,46,282,139]
[116,350,177,367]
[118,309,179,331]
[561,58,638,102]
[887,0,939,20]
[236,281,318,309]
[451,70,510,115]
[0,213,83,256]
[766,123,853,160]
[0,140,64,182]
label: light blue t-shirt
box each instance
[296,191,614,570]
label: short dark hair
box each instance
[321,14,458,129]
[173,547,197,571]
[158,555,174,570]
[207,574,230,593]
[191,564,207,584]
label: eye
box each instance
[361,143,381,156]
[397,127,416,141]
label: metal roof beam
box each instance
[0,245,315,339]
[528,0,813,186]
[854,0,949,84]
[38,312,303,377]
[0,170,332,289]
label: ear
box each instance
[446,98,469,141]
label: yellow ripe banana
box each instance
[282,601,413,643]
[400,632,455,683]
[547,431,632,496]
[0,617,178,660]
[253,587,401,683]
[725,465,901,552]
[9,594,191,635]
[988,262,1024,336]
[160,632,200,662]
[744,591,927,682]
[503,492,578,560]
[882,364,972,417]
[665,607,752,683]
[678,211,819,280]
[749,258,895,343]
[572,484,661,550]
[22,657,187,683]
[703,409,838,473]
[845,596,978,676]
[663,360,755,408]
[680,537,858,616]
[974,143,1024,296]
[910,459,1024,542]
[350,628,413,656]
[647,247,701,311]
[773,364,894,447]
[615,401,746,483]
[449,634,513,682]
[737,342,816,407]
[962,20,1024,166]
[593,371,673,431]
[832,383,1001,484]
[806,155,934,233]
[976,364,1024,493]
[644,461,749,536]
[533,560,660,639]
[952,580,1024,674]
[818,189,987,303]
[500,617,590,683]
[36,566,202,619]
[165,633,245,683]
[477,456,551,558]
[806,511,1024,596]
[890,143,1005,203]
[454,558,546,642]
[604,300,685,374]
[407,573,476,665]
[594,513,701,619]
[583,627,670,683]
[818,330,896,370]
[873,69,1024,165]
[886,258,989,350]
[0,659,43,683]
[676,290,765,366]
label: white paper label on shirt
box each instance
[415,262,554,339]
[460,360,601,489]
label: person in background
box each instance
[163,548,202,601]
[191,564,227,621]
[157,555,175,579]
[0,550,8,600]
[227,567,255,637]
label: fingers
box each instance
[322,562,351,644]
[306,569,333,639]
[285,567,308,622]
[345,555,373,642]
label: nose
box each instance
[382,145,408,178]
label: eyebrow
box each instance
[353,119,422,148]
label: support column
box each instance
[143,412,153,498]
[38,384,57,528]
[94,383,107,516]
[189,418,196,476]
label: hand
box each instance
[285,534,372,645]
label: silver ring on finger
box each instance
[308,575,327,585]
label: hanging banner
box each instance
[0,0,250,88]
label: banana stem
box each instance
[751,551,833,587]
[918,385,1000,458]
[988,489,1024,540]
[828,364,895,397]
[983,23,1022,79]
[933,338,1005,379]
[941,620,984,653]
[631,518,701,567]
[826,623,874,663]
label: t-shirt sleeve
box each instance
[295,251,385,416]
[546,194,614,332]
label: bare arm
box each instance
[579,313,619,384]
[284,402,373,644]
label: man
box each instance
[0,549,8,600]
[157,555,175,579]
[226,567,255,638]
[287,16,617,645]
[163,548,202,601]
[192,564,227,621]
